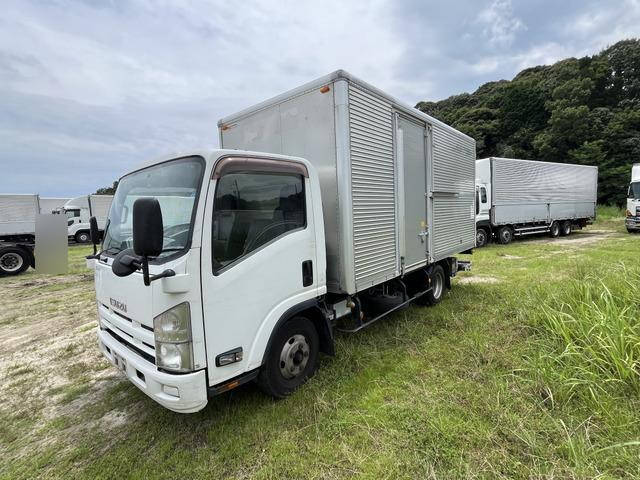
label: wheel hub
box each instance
[0,253,23,272]
[279,334,310,379]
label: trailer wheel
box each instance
[549,222,560,238]
[476,228,489,248]
[75,231,90,243]
[0,247,30,275]
[560,221,572,236]
[497,226,513,245]
[258,316,319,398]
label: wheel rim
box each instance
[476,230,486,245]
[432,271,443,300]
[79,233,88,242]
[551,224,559,235]
[0,252,24,272]
[563,223,571,234]
[502,229,511,243]
[279,334,310,379]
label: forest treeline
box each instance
[416,39,640,205]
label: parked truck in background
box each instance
[0,194,39,275]
[88,70,476,413]
[625,163,640,233]
[40,197,70,214]
[63,195,113,243]
[475,157,598,246]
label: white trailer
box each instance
[87,71,475,413]
[63,194,113,243]
[0,194,39,275]
[625,163,640,233]
[475,157,598,246]
[39,197,70,215]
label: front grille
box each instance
[104,328,155,365]
[98,303,156,360]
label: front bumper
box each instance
[625,217,640,231]
[98,329,208,413]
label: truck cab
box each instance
[626,163,640,233]
[475,182,491,247]
[89,150,328,413]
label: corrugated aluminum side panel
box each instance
[431,125,476,260]
[0,194,38,235]
[491,158,598,224]
[348,85,397,290]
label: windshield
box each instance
[102,156,205,259]
[629,182,640,200]
[65,209,80,219]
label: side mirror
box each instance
[133,198,164,257]
[132,198,174,286]
[89,216,100,253]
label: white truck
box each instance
[0,194,39,275]
[625,163,640,233]
[87,71,476,413]
[475,157,598,246]
[62,195,113,243]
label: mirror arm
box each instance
[141,256,175,286]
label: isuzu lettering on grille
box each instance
[110,298,127,313]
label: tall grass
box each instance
[597,204,625,219]
[529,262,640,406]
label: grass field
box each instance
[1,208,639,479]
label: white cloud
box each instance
[476,0,526,47]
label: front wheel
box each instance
[476,228,489,248]
[258,316,319,398]
[0,247,30,275]
[75,231,90,243]
[549,221,560,238]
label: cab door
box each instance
[200,156,318,385]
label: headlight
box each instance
[153,302,194,372]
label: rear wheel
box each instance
[497,226,513,245]
[549,221,560,238]
[476,228,489,248]
[258,316,319,398]
[561,221,572,236]
[0,247,30,275]
[417,264,445,306]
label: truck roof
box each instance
[477,157,598,171]
[217,69,474,142]
[128,149,313,178]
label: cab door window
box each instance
[212,172,305,273]
[480,187,487,203]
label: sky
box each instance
[1,0,640,197]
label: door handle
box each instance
[302,260,313,287]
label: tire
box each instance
[418,264,445,306]
[258,316,319,398]
[75,231,90,243]
[497,226,513,245]
[476,228,489,248]
[549,221,560,238]
[0,247,30,275]
[560,221,572,236]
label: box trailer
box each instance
[625,163,640,233]
[218,70,476,293]
[87,70,475,413]
[39,197,70,214]
[475,157,598,246]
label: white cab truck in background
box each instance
[475,157,598,246]
[0,194,39,275]
[63,195,113,243]
[87,71,476,413]
[625,163,640,233]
